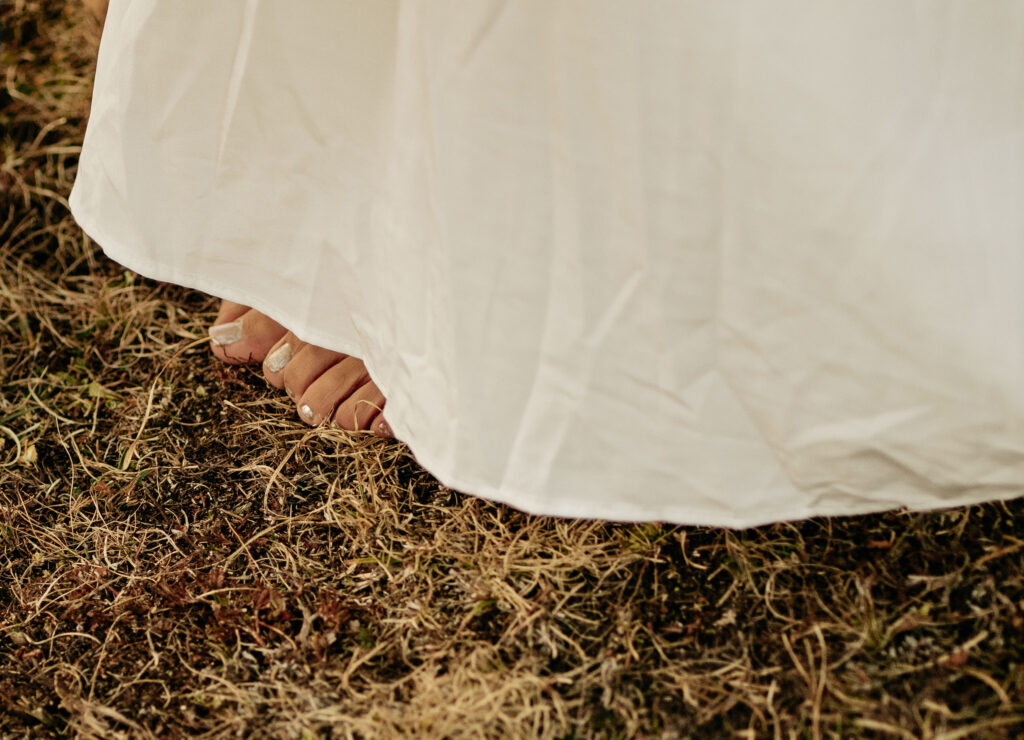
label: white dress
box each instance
[71,1,1024,527]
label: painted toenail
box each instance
[265,343,292,372]
[300,404,315,422]
[285,385,295,400]
[376,420,392,438]
[209,320,243,346]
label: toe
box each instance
[332,380,385,431]
[280,345,347,402]
[295,357,370,426]
[209,308,288,365]
[262,332,306,388]
[372,415,393,438]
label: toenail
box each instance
[376,420,392,438]
[285,385,295,400]
[265,343,292,372]
[209,320,243,346]
[300,404,315,422]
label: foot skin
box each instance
[209,301,391,436]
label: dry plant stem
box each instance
[0,2,1022,738]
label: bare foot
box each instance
[208,301,390,435]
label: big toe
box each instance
[209,304,288,365]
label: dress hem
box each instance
[68,190,1020,528]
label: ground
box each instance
[1,3,1022,737]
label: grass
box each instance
[1,3,1023,737]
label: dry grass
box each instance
[1,3,1023,737]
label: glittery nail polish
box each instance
[265,343,292,372]
[208,320,243,346]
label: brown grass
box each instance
[1,3,1023,737]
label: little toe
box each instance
[332,380,385,431]
[262,332,307,388]
[209,308,288,365]
[280,345,347,402]
[372,415,393,438]
[295,357,370,426]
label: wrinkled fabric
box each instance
[71,0,1024,526]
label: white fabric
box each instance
[71,1,1024,527]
